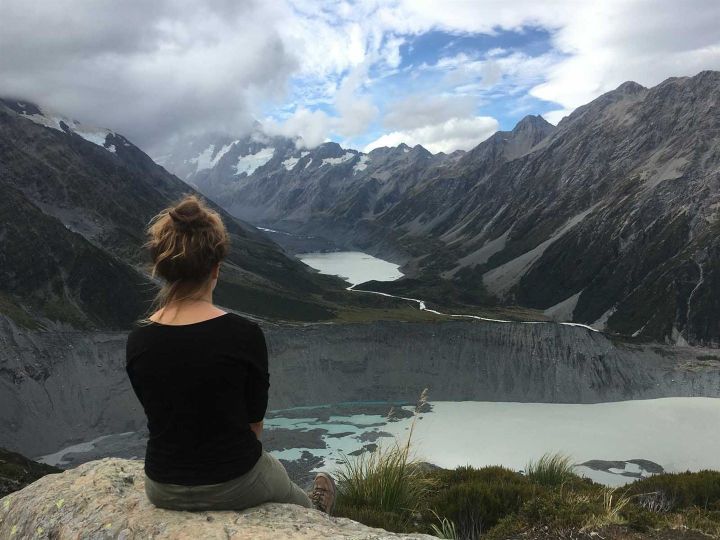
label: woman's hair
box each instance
[140,194,230,322]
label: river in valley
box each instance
[297,250,599,329]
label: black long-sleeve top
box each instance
[125,312,269,485]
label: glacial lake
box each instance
[297,251,403,286]
[267,398,720,486]
[37,398,720,487]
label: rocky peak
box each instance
[0,458,435,539]
[512,114,554,135]
[458,114,555,169]
[614,80,647,95]
[314,141,345,159]
[410,144,432,158]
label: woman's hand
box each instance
[250,420,264,439]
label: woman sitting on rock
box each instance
[125,194,335,513]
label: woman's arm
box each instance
[245,323,270,433]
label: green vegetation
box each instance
[333,395,720,539]
[426,466,538,538]
[334,389,432,532]
[525,453,576,487]
[0,447,61,499]
[627,470,720,511]
[0,293,41,329]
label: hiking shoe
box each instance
[310,472,336,514]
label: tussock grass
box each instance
[581,487,632,530]
[525,452,578,487]
[334,389,433,532]
[429,510,458,539]
[335,440,429,514]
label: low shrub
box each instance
[426,466,538,538]
[620,505,657,532]
[628,470,720,511]
[679,508,720,537]
[515,488,597,530]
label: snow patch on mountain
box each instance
[282,151,309,171]
[74,128,111,148]
[211,141,238,167]
[13,103,116,152]
[189,145,215,171]
[188,141,241,175]
[234,147,275,176]
[321,152,355,167]
[353,154,370,173]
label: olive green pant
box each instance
[144,451,312,511]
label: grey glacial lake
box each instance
[297,251,403,286]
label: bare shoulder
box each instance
[149,304,228,325]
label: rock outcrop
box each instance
[0,458,436,539]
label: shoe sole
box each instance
[314,472,336,515]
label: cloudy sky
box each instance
[2,0,720,155]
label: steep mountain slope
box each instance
[364,72,720,346]
[173,71,720,346]
[411,72,720,346]
[0,99,352,328]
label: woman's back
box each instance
[126,312,269,485]
[125,194,333,513]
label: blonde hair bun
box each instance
[142,194,230,312]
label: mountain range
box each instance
[159,71,720,346]
[0,99,386,330]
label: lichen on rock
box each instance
[0,458,437,539]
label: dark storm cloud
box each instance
[0,0,298,152]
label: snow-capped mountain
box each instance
[164,71,720,347]
[160,128,464,236]
[1,99,132,154]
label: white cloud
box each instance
[541,108,574,126]
[3,0,720,152]
[364,116,499,154]
[264,60,379,147]
[333,62,380,138]
[0,0,298,151]
[263,107,331,148]
[529,1,720,116]
[381,35,405,69]
[384,94,477,131]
